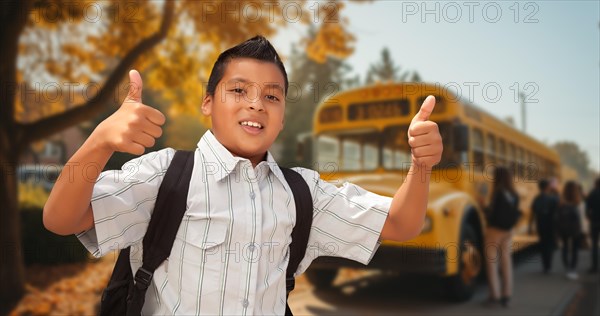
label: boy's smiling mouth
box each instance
[239,120,264,135]
[239,120,264,129]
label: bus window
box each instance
[507,143,516,175]
[486,134,496,166]
[435,122,461,167]
[342,139,361,171]
[516,147,525,179]
[537,156,545,178]
[382,147,409,169]
[319,105,343,124]
[317,132,381,172]
[472,128,484,171]
[498,139,507,167]
[316,135,340,172]
[383,125,412,170]
[533,154,543,180]
[363,143,379,170]
[394,150,409,168]
[524,151,535,181]
[348,99,409,121]
[383,148,394,169]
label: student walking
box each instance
[556,181,584,280]
[484,167,520,307]
[586,178,600,273]
[529,179,559,274]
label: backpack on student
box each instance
[487,190,521,230]
[555,204,582,237]
[98,150,313,316]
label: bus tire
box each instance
[443,224,482,302]
[305,268,338,289]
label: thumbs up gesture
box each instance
[407,95,443,169]
[92,70,166,156]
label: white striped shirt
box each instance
[78,130,391,315]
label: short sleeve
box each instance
[76,148,175,258]
[292,168,391,275]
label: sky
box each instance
[273,0,600,172]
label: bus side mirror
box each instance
[453,124,469,152]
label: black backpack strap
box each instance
[280,167,313,316]
[127,150,195,315]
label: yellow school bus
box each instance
[299,82,560,301]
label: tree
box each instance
[277,28,357,164]
[365,47,421,84]
[0,1,361,312]
[553,141,590,178]
[366,47,398,83]
[553,141,596,188]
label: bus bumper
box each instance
[309,246,448,275]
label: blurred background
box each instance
[1,1,598,315]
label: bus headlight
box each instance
[421,216,432,234]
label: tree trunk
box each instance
[0,0,30,312]
[0,129,25,315]
[0,1,175,312]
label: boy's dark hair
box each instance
[538,179,549,191]
[206,35,288,97]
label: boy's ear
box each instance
[201,95,212,116]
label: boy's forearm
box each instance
[43,70,165,235]
[43,135,114,235]
[385,164,431,241]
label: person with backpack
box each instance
[42,36,443,315]
[556,181,584,280]
[529,179,559,274]
[585,177,600,274]
[484,166,520,308]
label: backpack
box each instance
[555,204,582,237]
[531,194,558,228]
[488,191,521,230]
[98,150,313,316]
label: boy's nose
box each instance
[248,101,265,112]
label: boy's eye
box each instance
[266,95,280,102]
[231,88,245,94]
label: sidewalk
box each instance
[289,249,599,315]
[440,249,599,316]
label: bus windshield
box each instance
[315,122,459,172]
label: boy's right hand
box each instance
[92,70,166,155]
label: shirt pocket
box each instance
[169,215,228,298]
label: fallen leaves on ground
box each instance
[10,255,117,316]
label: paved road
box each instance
[289,249,599,315]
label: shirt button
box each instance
[242,299,249,308]
[250,192,256,200]
[248,244,256,252]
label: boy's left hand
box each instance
[407,95,443,170]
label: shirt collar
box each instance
[263,149,288,186]
[197,130,286,184]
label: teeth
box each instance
[240,121,262,129]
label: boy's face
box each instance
[202,58,286,163]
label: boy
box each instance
[529,179,559,274]
[586,177,600,273]
[43,36,442,314]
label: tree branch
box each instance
[19,0,175,148]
